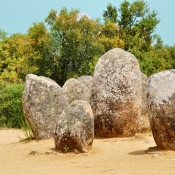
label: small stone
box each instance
[153,154,159,157]
[145,139,152,143]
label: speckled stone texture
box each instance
[91,48,149,137]
[22,74,68,139]
[148,70,175,149]
[54,100,94,153]
[62,78,90,103]
[139,72,150,132]
[77,75,93,91]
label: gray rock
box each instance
[91,48,149,137]
[22,74,68,139]
[62,78,90,103]
[148,70,175,149]
[77,75,93,91]
[54,100,94,153]
[138,72,150,132]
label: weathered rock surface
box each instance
[148,70,175,149]
[139,72,150,132]
[77,75,93,91]
[22,74,68,139]
[91,48,149,137]
[62,78,90,103]
[54,100,94,153]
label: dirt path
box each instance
[0,129,175,175]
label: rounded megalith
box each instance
[54,100,94,153]
[77,75,93,91]
[62,78,90,103]
[22,74,68,139]
[148,70,175,149]
[91,48,149,137]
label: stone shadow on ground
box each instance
[128,146,165,156]
[128,150,146,155]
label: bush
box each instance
[0,83,25,128]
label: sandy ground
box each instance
[0,129,175,175]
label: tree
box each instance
[0,33,36,82]
[103,0,160,52]
[27,22,57,78]
[46,8,124,85]
[99,20,124,52]
[139,48,173,77]
[103,3,118,23]
[0,23,57,82]
[0,29,7,41]
[0,83,25,128]
[165,45,175,69]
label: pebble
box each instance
[153,154,159,157]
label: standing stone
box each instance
[77,76,93,91]
[138,72,150,132]
[148,70,175,149]
[22,74,68,139]
[54,100,94,153]
[91,48,148,137]
[62,78,90,103]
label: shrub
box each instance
[0,83,25,128]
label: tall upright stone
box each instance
[148,70,175,149]
[91,48,149,137]
[22,74,68,139]
[54,100,94,153]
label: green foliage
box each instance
[45,8,124,85]
[19,116,34,141]
[45,8,101,85]
[103,3,118,23]
[103,0,160,52]
[0,83,25,128]
[0,1,174,86]
[0,79,9,90]
[0,1,175,132]
[63,145,69,153]
[0,33,37,83]
[0,29,8,41]
[132,45,173,76]
[165,45,175,68]
[27,22,57,78]
[99,20,124,52]
[139,55,171,77]
[102,0,175,77]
